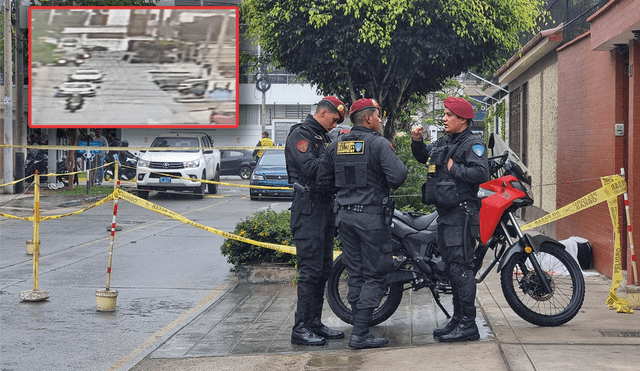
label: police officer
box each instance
[317,98,408,349]
[285,96,347,346]
[253,131,275,160]
[411,97,489,342]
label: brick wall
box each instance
[557,34,619,276]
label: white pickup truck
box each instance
[135,132,221,199]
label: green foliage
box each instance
[220,208,343,267]
[391,133,435,214]
[220,208,297,266]
[242,0,545,140]
[484,100,507,143]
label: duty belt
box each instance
[337,204,384,214]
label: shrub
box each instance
[220,208,296,266]
[220,208,343,267]
[392,133,435,214]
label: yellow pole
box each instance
[33,171,40,291]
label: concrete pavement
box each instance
[2,187,639,370]
[127,268,640,371]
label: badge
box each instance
[337,141,365,155]
[472,144,485,157]
[297,139,309,153]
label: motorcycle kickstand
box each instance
[429,286,451,319]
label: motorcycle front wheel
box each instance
[326,254,404,326]
[500,244,585,327]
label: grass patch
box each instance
[57,186,114,196]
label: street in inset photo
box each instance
[29,7,238,128]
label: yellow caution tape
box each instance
[0,212,32,221]
[40,194,116,221]
[114,188,298,255]
[137,168,292,190]
[0,174,34,187]
[521,175,627,230]
[0,144,285,152]
[601,176,633,313]
[114,188,341,260]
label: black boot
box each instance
[433,285,461,338]
[436,315,479,342]
[348,308,388,349]
[308,292,344,339]
[291,311,326,346]
[308,318,344,339]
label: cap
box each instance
[321,96,346,123]
[444,97,475,119]
[349,98,380,117]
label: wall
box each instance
[556,34,618,276]
[508,52,559,238]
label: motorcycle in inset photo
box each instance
[327,133,585,327]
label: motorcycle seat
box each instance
[394,210,437,231]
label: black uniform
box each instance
[318,126,407,311]
[284,114,340,344]
[411,126,489,341]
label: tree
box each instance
[242,0,545,140]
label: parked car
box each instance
[54,82,99,97]
[68,69,104,83]
[135,132,221,199]
[220,150,255,179]
[249,150,293,200]
[329,124,351,141]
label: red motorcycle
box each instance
[327,133,585,327]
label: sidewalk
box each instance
[129,267,640,371]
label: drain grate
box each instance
[600,331,640,337]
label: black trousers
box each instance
[437,208,480,318]
[336,210,393,310]
[290,196,334,320]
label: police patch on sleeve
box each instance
[337,141,365,155]
[472,144,485,157]
[297,139,309,153]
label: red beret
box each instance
[322,96,346,123]
[349,98,380,117]
[444,97,475,119]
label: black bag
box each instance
[422,177,437,205]
[435,179,459,208]
[576,240,592,270]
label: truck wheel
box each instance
[208,170,219,194]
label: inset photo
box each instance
[29,7,238,128]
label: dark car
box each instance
[249,150,293,200]
[220,149,255,179]
[329,124,351,141]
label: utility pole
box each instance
[3,0,14,194]
[14,1,25,193]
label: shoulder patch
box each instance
[337,141,365,155]
[472,144,485,157]
[297,139,309,153]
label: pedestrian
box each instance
[317,98,408,349]
[94,129,109,185]
[410,96,489,342]
[252,131,274,160]
[285,96,347,346]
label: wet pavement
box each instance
[2,185,640,370]
[143,279,490,360]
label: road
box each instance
[0,180,291,371]
[30,51,235,126]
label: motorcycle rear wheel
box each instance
[326,254,404,326]
[500,244,585,327]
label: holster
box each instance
[382,196,396,226]
[293,183,312,215]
